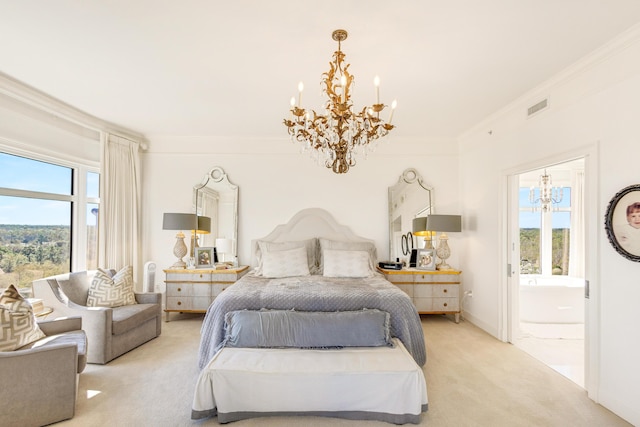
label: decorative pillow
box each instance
[322,249,373,278]
[261,247,311,278]
[255,238,318,275]
[318,238,376,273]
[86,266,137,307]
[0,285,46,351]
[224,309,392,349]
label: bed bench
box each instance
[192,338,428,424]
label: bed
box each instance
[191,208,428,424]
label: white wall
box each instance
[458,28,640,425]
[140,135,460,293]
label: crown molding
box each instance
[0,71,146,143]
[459,22,640,142]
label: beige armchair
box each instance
[33,270,162,364]
[0,317,87,427]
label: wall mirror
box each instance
[193,166,239,259]
[388,168,433,261]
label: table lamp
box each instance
[163,212,197,268]
[215,238,233,263]
[412,217,434,249]
[425,214,462,270]
[190,215,212,256]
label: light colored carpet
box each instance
[56,314,630,427]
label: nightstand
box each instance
[377,267,462,323]
[163,266,249,321]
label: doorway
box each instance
[508,158,586,387]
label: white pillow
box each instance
[318,238,376,273]
[322,249,373,278]
[261,247,311,278]
[255,239,318,275]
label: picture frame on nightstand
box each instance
[416,248,436,270]
[195,247,215,268]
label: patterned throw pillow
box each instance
[261,247,311,278]
[86,266,137,307]
[322,249,373,278]
[0,285,46,351]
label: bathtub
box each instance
[519,275,585,324]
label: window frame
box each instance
[0,146,100,272]
[519,187,571,276]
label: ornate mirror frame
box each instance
[388,168,433,261]
[193,166,239,259]
[605,183,640,262]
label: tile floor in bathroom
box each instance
[513,322,585,387]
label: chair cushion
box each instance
[112,303,159,336]
[57,271,93,306]
[0,285,46,351]
[87,266,137,308]
[19,330,88,373]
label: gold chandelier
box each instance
[283,29,396,174]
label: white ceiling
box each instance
[2,1,640,142]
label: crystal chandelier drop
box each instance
[283,29,396,174]
[529,169,563,212]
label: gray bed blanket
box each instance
[197,272,426,369]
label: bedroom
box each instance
[1,1,640,426]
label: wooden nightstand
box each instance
[163,266,249,321]
[377,267,462,323]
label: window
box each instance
[519,186,571,276]
[0,151,99,294]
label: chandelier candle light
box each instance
[529,169,563,212]
[284,29,397,174]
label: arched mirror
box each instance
[388,168,433,261]
[193,166,239,260]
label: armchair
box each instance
[0,317,87,427]
[33,270,162,364]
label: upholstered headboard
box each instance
[250,208,375,268]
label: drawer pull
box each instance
[177,287,182,292]
[443,302,448,307]
[199,274,203,278]
[443,289,448,293]
[177,301,182,306]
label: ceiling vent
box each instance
[527,98,549,118]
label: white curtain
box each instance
[569,171,585,278]
[99,133,141,274]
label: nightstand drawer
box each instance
[414,283,458,298]
[166,296,213,311]
[166,283,212,297]
[394,284,414,297]
[432,297,459,311]
[167,272,213,282]
[413,273,460,284]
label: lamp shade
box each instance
[162,213,197,231]
[412,217,433,237]
[192,216,211,234]
[426,215,462,232]
[215,238,233,254]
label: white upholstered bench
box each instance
[192,338,428,424]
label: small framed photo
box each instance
[416,248,436,270]
[195,247,214,268]
[605,184,640,262]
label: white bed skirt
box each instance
[192,338,428,424]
